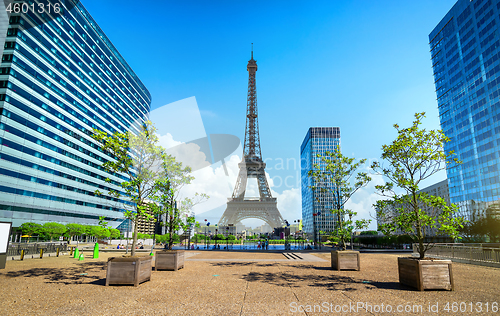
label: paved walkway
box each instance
[0,251,499,315]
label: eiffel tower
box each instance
[219,47,285,229]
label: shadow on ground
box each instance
[210,262,412,291]
[4,261,107,285]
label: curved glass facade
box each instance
[430,0,500,220]
[0,0,151,228]
[300,127,341,239]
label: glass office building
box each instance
[0,0,151,229]
[300,127,340,240]
[430,0,500,220]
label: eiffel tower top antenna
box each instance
[244,43,261,159]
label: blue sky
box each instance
[83,0,458,229]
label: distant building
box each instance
[0,2,150,230]
[376,179,452,240]
[300,127,341,241]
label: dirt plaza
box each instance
[0,250,499,315]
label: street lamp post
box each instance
[205,220,209,250]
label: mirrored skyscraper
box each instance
[0,1,151,229]
[300,127,340,241]
[430,0,500,220]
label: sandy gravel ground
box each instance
[0,251,499,315]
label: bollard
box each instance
[20,249,24,261]
[93,243,99,259]
[74,248,79,259]
[57,248,60,257]
[40,248,44,259]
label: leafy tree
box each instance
[19,222,43,239]
[42,222,67,241]
[213,233,225,240]
[90,226,110,240]
[476,214,500,242]
[191,234,206,243]
[152,154,208,250]
[308,148,371,250]
[98,216,109,229]
[372,112,465,259]
[92,121,164,257]
[83,225,94,242]
[66,223,85,244]
[109,228,121,240]
[359,230,378,236]
[227,234,237,241]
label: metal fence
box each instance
[7,242,68,257]
[413,243,500,267]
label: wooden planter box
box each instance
[331,250,360,271]
[105,256,152,286]
[155,250,185,271]
[398,257,454,291]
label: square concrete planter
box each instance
[398,257,454,291]
[155,250,184,271]
[331,250,360,271]
[105,256,152,286]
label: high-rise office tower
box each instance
[300,127,340,242]
[430,0,500,220]
[0,1,151,230]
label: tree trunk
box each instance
[131,220,138,257]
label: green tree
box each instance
[308,148,371,250]
[66,223,85,245]
[152,154,208,250]
[90,226,111,240]
[83,225,94,242]
[191,234,206,243]
[372,112,465,259]
[42,222,67,241]
[92,121,164,257]
[477,214,500,242]
[19,222,43,240]
[359,230,378,236]
[109,228,121,240]
[227,234,237,241]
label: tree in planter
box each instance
[92,121,164,257]
[308,148,371,250]
[152,154,209,250]
[372,112,465,259]
[43,222,67,241]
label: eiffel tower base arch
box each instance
[219,198,283,229]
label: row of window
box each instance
[0,121,126,183]
[10,36,133,134]
[0,151,124,197]
[0,167,131,206]
[0,136,120,189]
[20,4,150,111]
[0,184,121,212]
[0,203,121,222]
[2,107,114,172]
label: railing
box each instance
[413,243,500,267]
[7,242,68,257]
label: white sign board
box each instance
[0,222,12,253]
